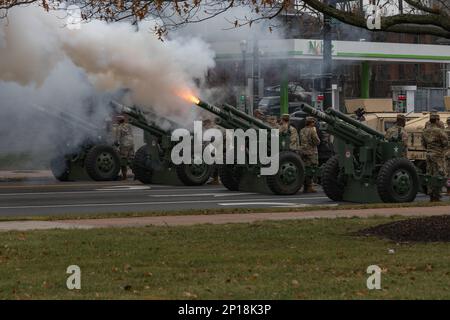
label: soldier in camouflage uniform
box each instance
[425,111,445,129]
[114,115,135,180]
[385,114,408,157]
[254,109,267,122]
[422,113,448,201]
[203,118,221,185]
[266,115,280,129]
[299,117,321,193]
[446,117,450,195]
[279,114,300,152]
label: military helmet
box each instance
[115,114,125,122]
[281,114,290,121]
[254,108,266,116]
[446,117,450,125]
[430,111,440,121]
[305,116,316,124]
[396,114,406,121]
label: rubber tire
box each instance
[85,145,121,181]
[176,164,213,186]
[132,145,153,184]
[321,155,345,201]
[377,158,419,203]
[50,156,71,182]
[219,165,242,191]
[267,151,305,195]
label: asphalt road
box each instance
[0,180,430,217]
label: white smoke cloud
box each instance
[0,5,216,166]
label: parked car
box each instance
[258,96,303,116]
[264,84,313,103]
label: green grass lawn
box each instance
[0,217,449,299]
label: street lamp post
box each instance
[240,40,248,113]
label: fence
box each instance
[415,87,447,112]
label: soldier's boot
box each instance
[304,185,317,193]
[303,177,317,193]
[121,166,128,181]
[430,191,442,202]
[207,176,220,185]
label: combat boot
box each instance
[207,177,220,185]
[430,194,441,202]
[304,186,317,193]
[121,167,128,181]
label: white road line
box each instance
[219,202,305,207]
[151,192,256,198]
[95,186,151,191]
[220,202,339,208]
[0,187,227,197]
[0,196,330,209]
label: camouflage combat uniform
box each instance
[422,122,448,200]
[299,122,321,193]
[280,122,300,152]
[299,126,320,166]
[425,120,445,129]
[266,116,280,129]
[445,121,450,194]
[115,122,135,166]
[385,124,408,157]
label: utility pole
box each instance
[322,0,336,110]
[252,38,260,114]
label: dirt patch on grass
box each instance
[356,215,450,242]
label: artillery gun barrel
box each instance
[195,99,272,131]
[111,100,168,137]
[31,103,99,134]
[326,108,385,140]
[144,109,183,131]
[301,104,385,140]
[221,103,272,131]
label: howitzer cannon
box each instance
[301,104,446,203]
[111,101,212,186]
[192,99,305,195]
[30,104,121,182]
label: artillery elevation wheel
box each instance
[50,156,71,182]
[377,158,419,203]
[176,163,213,186]
[219,165,242,191]
[267,151,304,195]
[132,145,153,184]
[85,145,121,181]
[321,155,345,201]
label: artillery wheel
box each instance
[85,145,120,181]
[377,158,419,203]
[50,156,71,182]
[219,165,242,191]
[267,151,304,195]
[321,155,345,201]
[176,163,213,186]
[132,145,153,184]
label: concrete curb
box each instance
[1,205,450,232]
[0,170,54,183]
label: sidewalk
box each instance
[0,170,54,182]
[1,205,450,232]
